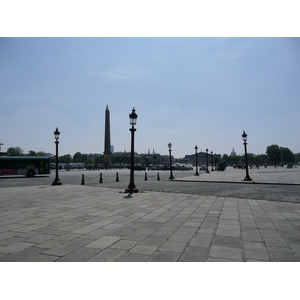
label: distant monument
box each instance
[103,105,112,168]
[230,147,237,156]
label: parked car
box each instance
[134,165,146,171]
[215,162,226,171]
[199,165,207,171]
[176,165,193,170]
[127,164,146,171]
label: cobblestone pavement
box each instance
[0,184,299,262]
[176,165,300,185]
[2,166,300,203]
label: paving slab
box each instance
[175,166,300,185]
[0,184,300,262]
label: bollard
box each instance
[145,172,148,181]
[116,172,119,182]
[157,173,160,181]
[99,173,103,183]
[81,174,85,185]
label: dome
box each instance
[230,147,237,156]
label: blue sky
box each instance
[1,37,300,158]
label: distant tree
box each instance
[111,155,130,165]
[28,150,38,156]
[73,152,82,163]
[134,156,142,164]
[247,154,255,164]
[252,154,268,165]
[266,145,281,164]
[222,154,229,162]
[58,154,73,163]
[281,147,295,164]
[7,147,24,156]
[81,154,88,164]
[94,155,104,165]
[87,158,95,165]
[221,154,242,165]
[38,151,46,156]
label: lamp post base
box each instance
[125,187,139,193]
[52,180,62,186]
[243,176,252,181]
[125,181,138,193]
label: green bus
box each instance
[0,156,51,177]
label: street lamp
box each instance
[52,127,62,186]
[206,148,210,173]
[125,108,138,193]
[194,145,199,176]
[168,142,175,180]
[211,151,214,171]
[242,131,252,181]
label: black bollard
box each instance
[116,172,119,182]
[81,174,85,185]
[157,173,160,181]
[99,173,103,183]
[145,172,148,181]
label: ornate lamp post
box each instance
[211,151,214,171]
[125,108,138,193]
[195,145,199,176]
[168,142,175,180]
[242,131,252,181]
[52,127,62,186]
[206,148,210,173]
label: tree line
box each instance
[221,144,297,166]
[4,148,166,166]
[5,145,299,166]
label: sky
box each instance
[1,37,300,158]
[0,2,299,291]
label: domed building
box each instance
[230,148,237,156]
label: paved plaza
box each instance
[0,166,300,262]
[178,165,300,185]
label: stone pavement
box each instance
[174,166,300,185]
[0,184,300,262]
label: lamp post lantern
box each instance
[52,127,62,186]
[194,145,199,176]
[206,148,210,173]
[168,142,175,180]
[125,108,138,193]
[242,131,252,181]
[211,151,214,171]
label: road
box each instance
[1,168,300,203]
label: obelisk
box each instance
[103,105,112,168]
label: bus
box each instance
[0,156,51,177]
